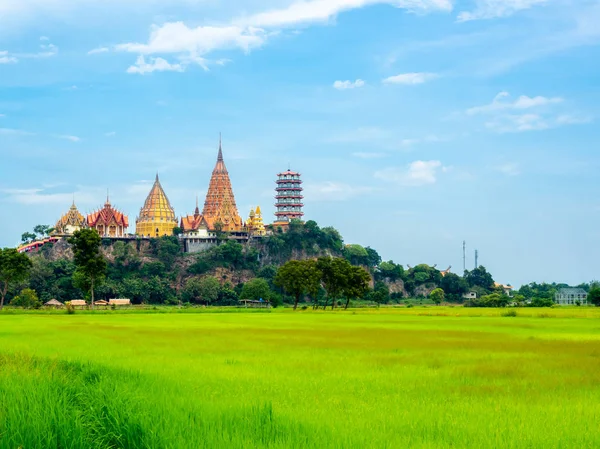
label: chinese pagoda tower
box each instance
[135,174,178,237]
[202,137,243,232]
[274,169,304,224]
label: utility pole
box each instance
[474,249,479,269]
[462,240,466,273]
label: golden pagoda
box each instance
[135,174,178,237]
[54,199,86,235]
[246,206,266,236]
[202,137,243,232]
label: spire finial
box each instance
[72,193,75,207]
[194,193,200,216]
[106,188,110,204]
[217,132,223,162]
[156,172,159,182]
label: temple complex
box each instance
[135,174,178,237]
[246,206,266,236]
[202,138,243,232]
[54,200,86,235]
[274,169,304,225]
[87,195,129,237]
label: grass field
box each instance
[1,307,600,448]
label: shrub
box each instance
[502,309,518,317]
[11,289,42,309]
[65,302,76,314]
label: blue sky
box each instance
[1,0,599,286]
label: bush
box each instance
[502,309,518,317]
[65,302,76,314]
[11,289,42,309]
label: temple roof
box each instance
[55,200,86,231]
[137,174,177,224]
[87,196,129,228]
[202,137,243,231]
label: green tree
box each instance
[33,224,52,238]
[377,261,404,281]
[69,229,107,309]
[182,276,220,305]
[275,260,321,310]
[156,236,181,266]
[342,265,371,310]
[0,248,33,310]
[365,247,382,268]
[241,278,272,302]
[11,288,42,309]
[440,273,469,302]
[464,266,495,291]
[589,286,600,307]
[430,288,445,305]
[317,257,350,309]
[342,244,369,266]
[21,232,37,244]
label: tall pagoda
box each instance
[87,194,128,237]
[54,200,86,235]
[202,137,243,232]
[274,169,304,224]
[135,174,178,237]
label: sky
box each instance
[1,0,599,287]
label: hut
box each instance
[44,299,64,308]
[94,300,109,308]
[70,300,87,309]
[108,298,131,307]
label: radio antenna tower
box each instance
[462,241,466,272]
[474,249,479,269]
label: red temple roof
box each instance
[87,199,129,228]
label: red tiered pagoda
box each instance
[87,194,129,237]
[274,169,304,224]
[201,137,243,232]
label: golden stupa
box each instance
[135,174,177,237]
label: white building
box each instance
[555,288,588,305]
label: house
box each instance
[44,299,64,308]
[494,282,513,297]
[555,288,588,305]
[70,300,87,309]
[463,291,477,300]
[93,300,109,307]
[109,298,131,306]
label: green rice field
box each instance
[1,307,600,448]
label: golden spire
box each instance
[135,174,177,237]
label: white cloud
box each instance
[555,114,592,125]
[58,135,81,142]
[126,55,184,74]
[88,47,109,55]
[105,131,116,137]
[39,36,49,41]
[486,113,592,133]
[375,160,443,186]
[382,72,438,85]
[495,162,520,176]
[467,92,563,115]
[116,22,268,56]
[458,0,548,22]
[0,128,32,136]
[333,79,365,90]
[0,114,5,118]
[0,187,97,206]
[0,51,17,64]
[239,0,452,28]
[353,152,386,158]
[113,0,452,73]
[303,181,376,201]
